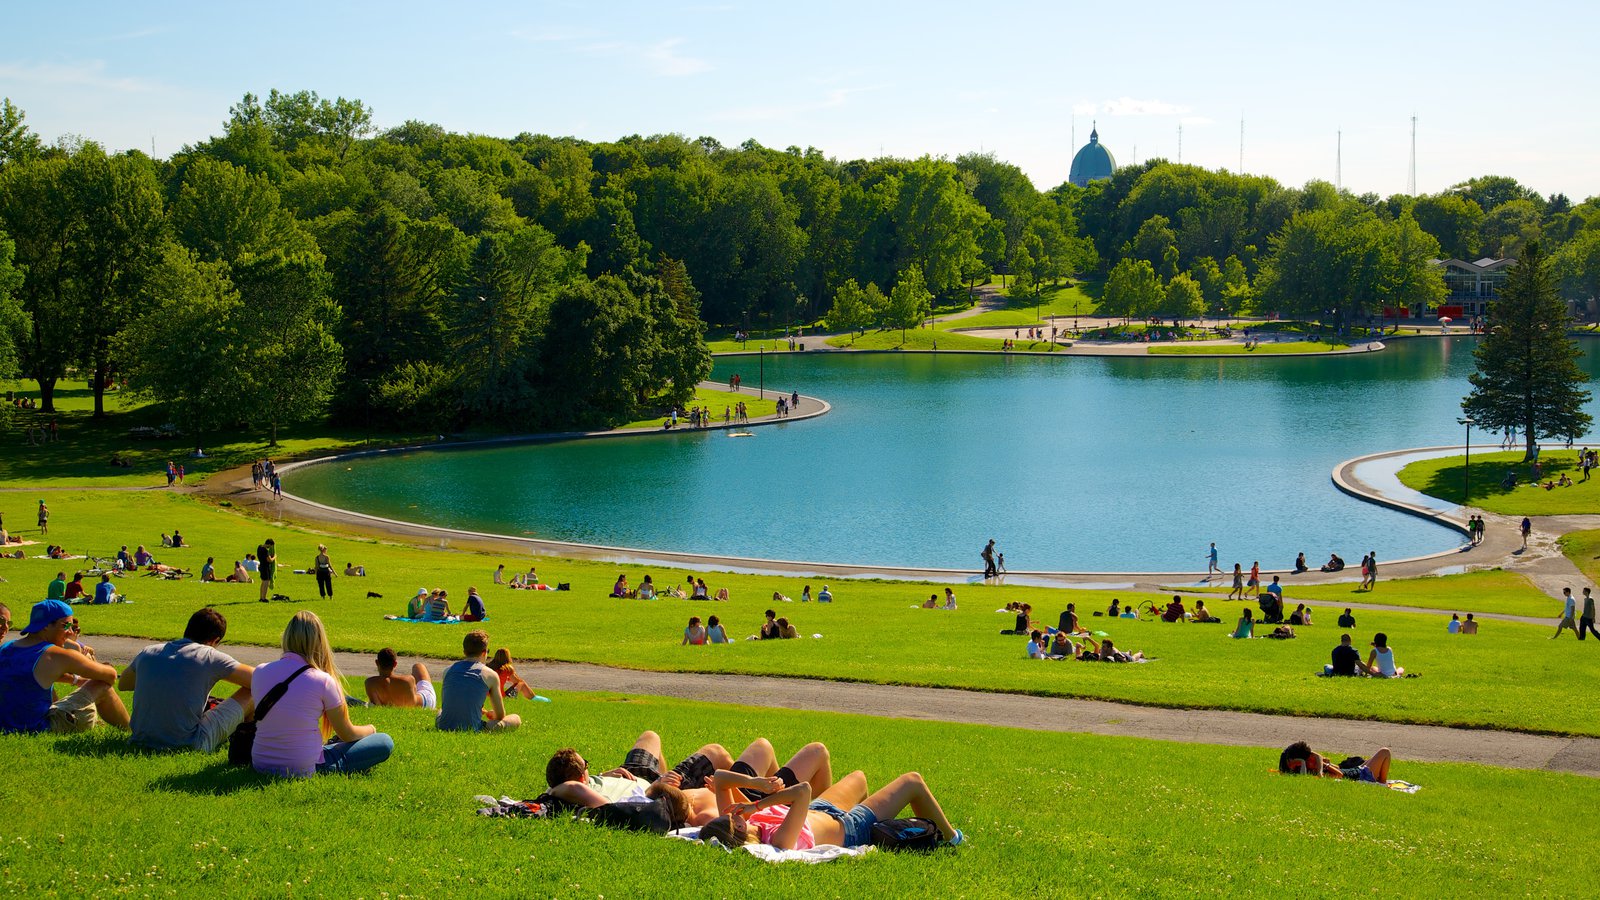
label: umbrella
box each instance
[1438,316,1453,323]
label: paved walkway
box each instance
[84,634,1600,777]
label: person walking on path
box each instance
[37,500,49,535]
[1553,588,1579,639]
[1246,562,1261,600]
[1521,517,1533,550]
[1206,543,1220,577]
[1578,587,1599,641]
[1365,552,1377,591]
[1228,563,1244,601]
[980,539,997,580]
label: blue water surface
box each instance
[287,337,1599,572]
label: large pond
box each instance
[288,337,1600,572]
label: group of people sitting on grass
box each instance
[920,588,958,609]
[398,586,488,622]
[493,564,552,590]
[615,574,833,604]
[541,730,962,850]
[1325,632,1407,677]
[1026,629,1144,662]
[48,570,122,605]
[0,600,541,777]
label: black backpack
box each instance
[579,796,675,834]
[869,817,941,851]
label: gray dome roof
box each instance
[1069,126,1116,187]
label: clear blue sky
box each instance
[5,1,1595,200]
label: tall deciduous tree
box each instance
[0,156,74,409]
[1100,258,1162,320]
[887,265,933,341]
[230,250,344,445]
[1462,243,1592,459]
[0,98,43,169]
[826,278,869,336]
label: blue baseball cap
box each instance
[21,599,74,634]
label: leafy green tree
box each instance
[537,275,660,427]
[1385,212,1447,317]
[1159,272,1204,318]
[115,246,249,436]
[172,157,312,263]
[826,278,870,336]
[1100,258,1162,320]
[1462,243,1592,458]
[862,281,888,329]
[0,156,74,409]
[887,265,933,341]
[1126,215,1179,279]
[229,250,344,445]
[649,255,713,408]
[1550,229,1600,307]
[1479,199,1543,258]
[0,98,43,169]
[1220,255,1253,314]
[884,157,991,295]
[0,229,23,384]
[63,146,168,416]
[1411,193,1484,259]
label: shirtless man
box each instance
[363,647,436,710]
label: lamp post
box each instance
[1457,416,1475,503]
[758,346,764,400]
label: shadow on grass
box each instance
[148,762,276,796]
[53,732,163,759]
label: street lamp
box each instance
[1457,416,1475,503]
[758,346,764,400]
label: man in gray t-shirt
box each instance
[436,629,520,733]
[118,608,255,752]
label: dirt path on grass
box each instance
[86,634,1600,778]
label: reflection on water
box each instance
[289,337,1598,571]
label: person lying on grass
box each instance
[436,630,521,733]
[665,738,839,827]
[119,606,256,752]
[544,730,733,811]
[344,562,366,577]
[698,768,963,850]
[365,647,436,709]
[1278,741,1393,783]
[0,599,130,735]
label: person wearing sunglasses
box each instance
[0,600,129,734]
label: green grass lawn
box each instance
[1563,529,1600,585]
[1185,570,1561,618]
[14,489,1600,736]
[932,280,1101,331]
[3,690,1598,897]
[1396,449,1597,514]
[612,387,778,429]
[826,329,1058,352]
[1148,341,1353,355]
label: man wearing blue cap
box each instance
[0,600,130,734]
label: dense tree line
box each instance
[2,91,1598,442]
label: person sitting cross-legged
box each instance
[0,600,131,735]
[251,611,393,777]
[364,648,436,710]
[436,630,521,733]
[118,607,255,752]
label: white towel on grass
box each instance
[669,827,874,863]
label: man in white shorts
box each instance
[364,647,436,709]
[119,607,254,752]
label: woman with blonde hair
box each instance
[487,648,533,698]
[251,611,393,777]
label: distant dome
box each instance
[1069,125,1117,187]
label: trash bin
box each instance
[799,342,805,351]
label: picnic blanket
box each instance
[383,616,489,624]
[32,554,86,560]
[669,826,874,864]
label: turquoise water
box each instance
[289,338,1599,572]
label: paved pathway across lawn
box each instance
[87,634,1600,778]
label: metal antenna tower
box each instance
[1336,130,1342,191]
[1407,115,1417,195]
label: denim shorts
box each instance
[808,799,878,847]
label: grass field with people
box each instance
[7,489,1598,736]
[1395,449,1598,515]
[2,690,1596,897]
